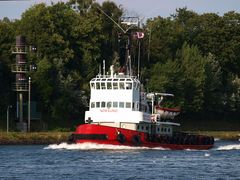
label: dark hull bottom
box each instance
[69,124,214,150]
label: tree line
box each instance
[0,0,239,129]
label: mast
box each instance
[120,17,139,76]
[97,7,139,76]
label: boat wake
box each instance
[44,142,240,151]
[44,142,168,151]
[215,144,240,151]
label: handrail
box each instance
[12,45,28,54]
[12,82,29,92]
[95,74,138,79]
[11,64,28,73]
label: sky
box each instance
[0,0,240,20]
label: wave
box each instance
[216,144,240,151]
[44,142,167,151]
[204,153,210,157]
[44,142,240,151]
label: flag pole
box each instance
[137,40,141,79]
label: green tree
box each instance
[203,53,223,113]
[0,18,15,117]
[176,43,206,113]
[17,2,95,125]
[147,59,184,107]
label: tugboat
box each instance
[68,16,214,150]
[68,67,214,150]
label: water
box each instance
[0,140,240,180]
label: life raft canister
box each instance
[132,135,142,146]
[117,133,126,144]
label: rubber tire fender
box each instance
[132,135,142,146]
[117,133,126,144]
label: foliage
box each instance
[0,2,240,129]
[0,18,15,114]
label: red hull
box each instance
[70,124,214,150]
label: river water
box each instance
[0,140,239,180]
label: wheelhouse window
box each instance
[101,102,106,108]
[126,102,131,108]
[96,82,100,89]
[101,82,106,89]
[107,102,112,108]
[91,102,95,108]
[91,101,137,109]
[119,82,125,89]
[96,102,100,108]
[126,82,132,90]
[119,102,124,108]
[113,82,118,90]
[113,101,118,108]
[107,82,112,89]
[91,83,95,89]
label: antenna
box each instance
[103,59,105,76]
[98,64,101,75]
[97,7,142,76]
[97,7,126,34]
[97,7,139,34]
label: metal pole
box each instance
[19,93,23,123]
[7,105,12,133]
[7,106,9,133]
[137,40,141,79]
[103,60,105,76]
[152,96,154,114]
[28,77,31,132]
[148,28,151,62]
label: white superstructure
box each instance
[85,71,151,125]
[84,67,180,135]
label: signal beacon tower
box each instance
[11,35,29,132]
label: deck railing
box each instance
[11,64,28,73]
[12,82,29,92]
[11,45,28,54]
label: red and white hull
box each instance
[69,124,214,150]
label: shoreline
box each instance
[0,132,71,145]
[0,131,239,145]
